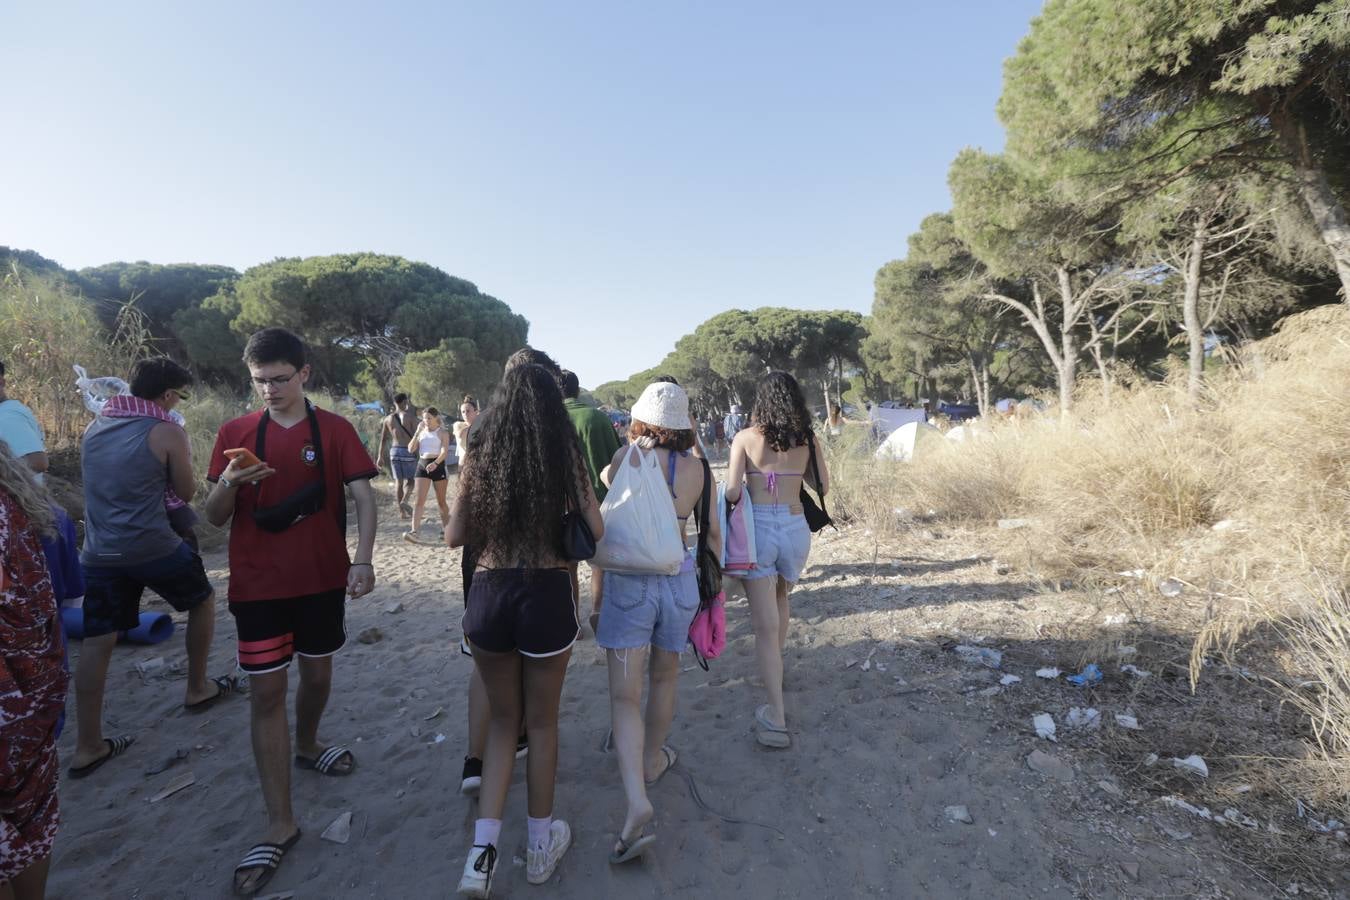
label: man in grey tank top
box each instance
[70,359,233,778]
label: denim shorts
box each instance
[598,554,700,654]
[743,504,811,584]
[389,448,417,481]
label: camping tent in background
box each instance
[874,421,943,461]
[869,406,926,438]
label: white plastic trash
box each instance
[1033,713,1057,742]
[1172,755,1209,778]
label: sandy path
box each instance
[47,482,1281,899]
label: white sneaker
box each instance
[526,820,571,885]
[457,844,497,898]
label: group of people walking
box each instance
[442,351,829,896]
[0,329,829,899]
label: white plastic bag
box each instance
[73,364,130,415]
[72,363,185,425]
[592,445,685,575]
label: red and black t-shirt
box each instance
[208,406,377,602]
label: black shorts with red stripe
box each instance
[228,589,346,674]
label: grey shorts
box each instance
[597,555,700,654]
[743,504,811,584]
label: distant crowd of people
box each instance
[0,332,830,898]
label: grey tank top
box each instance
[80,416,184,566]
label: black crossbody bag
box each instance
[560,451,597,561]
[799,435,833,533]
[251,401,340,534]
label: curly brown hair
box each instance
[629,419,695,452]
[460,365,588,565]
[750,371,814,452]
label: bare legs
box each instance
[745,576,786,728]
[182,593,216,706]
[70,633,117,769]
[471,646,571,821]
[467,665,489,759]
[432,479,450,527]
[234,656,343,894]
[587,565,605,634]
[409,477,433,532]
[246,668,298,847]
[0,854,51,900]
[395,477,413,516]
[607,647,681,844]
[72,591,219,767]
[293,655,339,766]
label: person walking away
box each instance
[457,350,561,800]
[723,372,828,749]
[71,358,229,780]
[404,408,450,543]
[202,328,378,896]
[596,381,718,864]
[0,440,66,900]
[559,370,620,626]
[0,361,48,478]
[447,363,602,897]
[723,404,744,447]
[377,393,420,519]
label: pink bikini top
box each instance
[749,469,802,498]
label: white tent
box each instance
[869,406,927,437]
[874,421,943,461]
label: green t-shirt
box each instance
[564,398,621,501]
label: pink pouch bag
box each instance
[688,460,726,669]
[688,591,726,669]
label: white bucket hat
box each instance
[631,382,690,430]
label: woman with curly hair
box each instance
[0,439,66,900]
[595,381,718,865]
[446,364,603,898]
[724,371,829,750]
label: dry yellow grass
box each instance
[830,304,1350,801]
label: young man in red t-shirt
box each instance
[203,328,378,896]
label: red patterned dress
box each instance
[0,491,65,882]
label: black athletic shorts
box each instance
[462,568,577,658]
[82,542,213,638]
[416,458,447,482]
[229,589,347,674]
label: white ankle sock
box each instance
[527,816,552,851]
[473,818,502,848]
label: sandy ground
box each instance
[47,479,1348,899]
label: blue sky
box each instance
[1,1,1042,389]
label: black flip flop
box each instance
[645,746,677,787]
[185,675,239,712]
[609,830,656,865]
[294,745,356,776]
[68,735,135,779]
[233,828,301,896]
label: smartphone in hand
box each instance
[224,448,264,468]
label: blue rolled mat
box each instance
[61,607,175,645]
